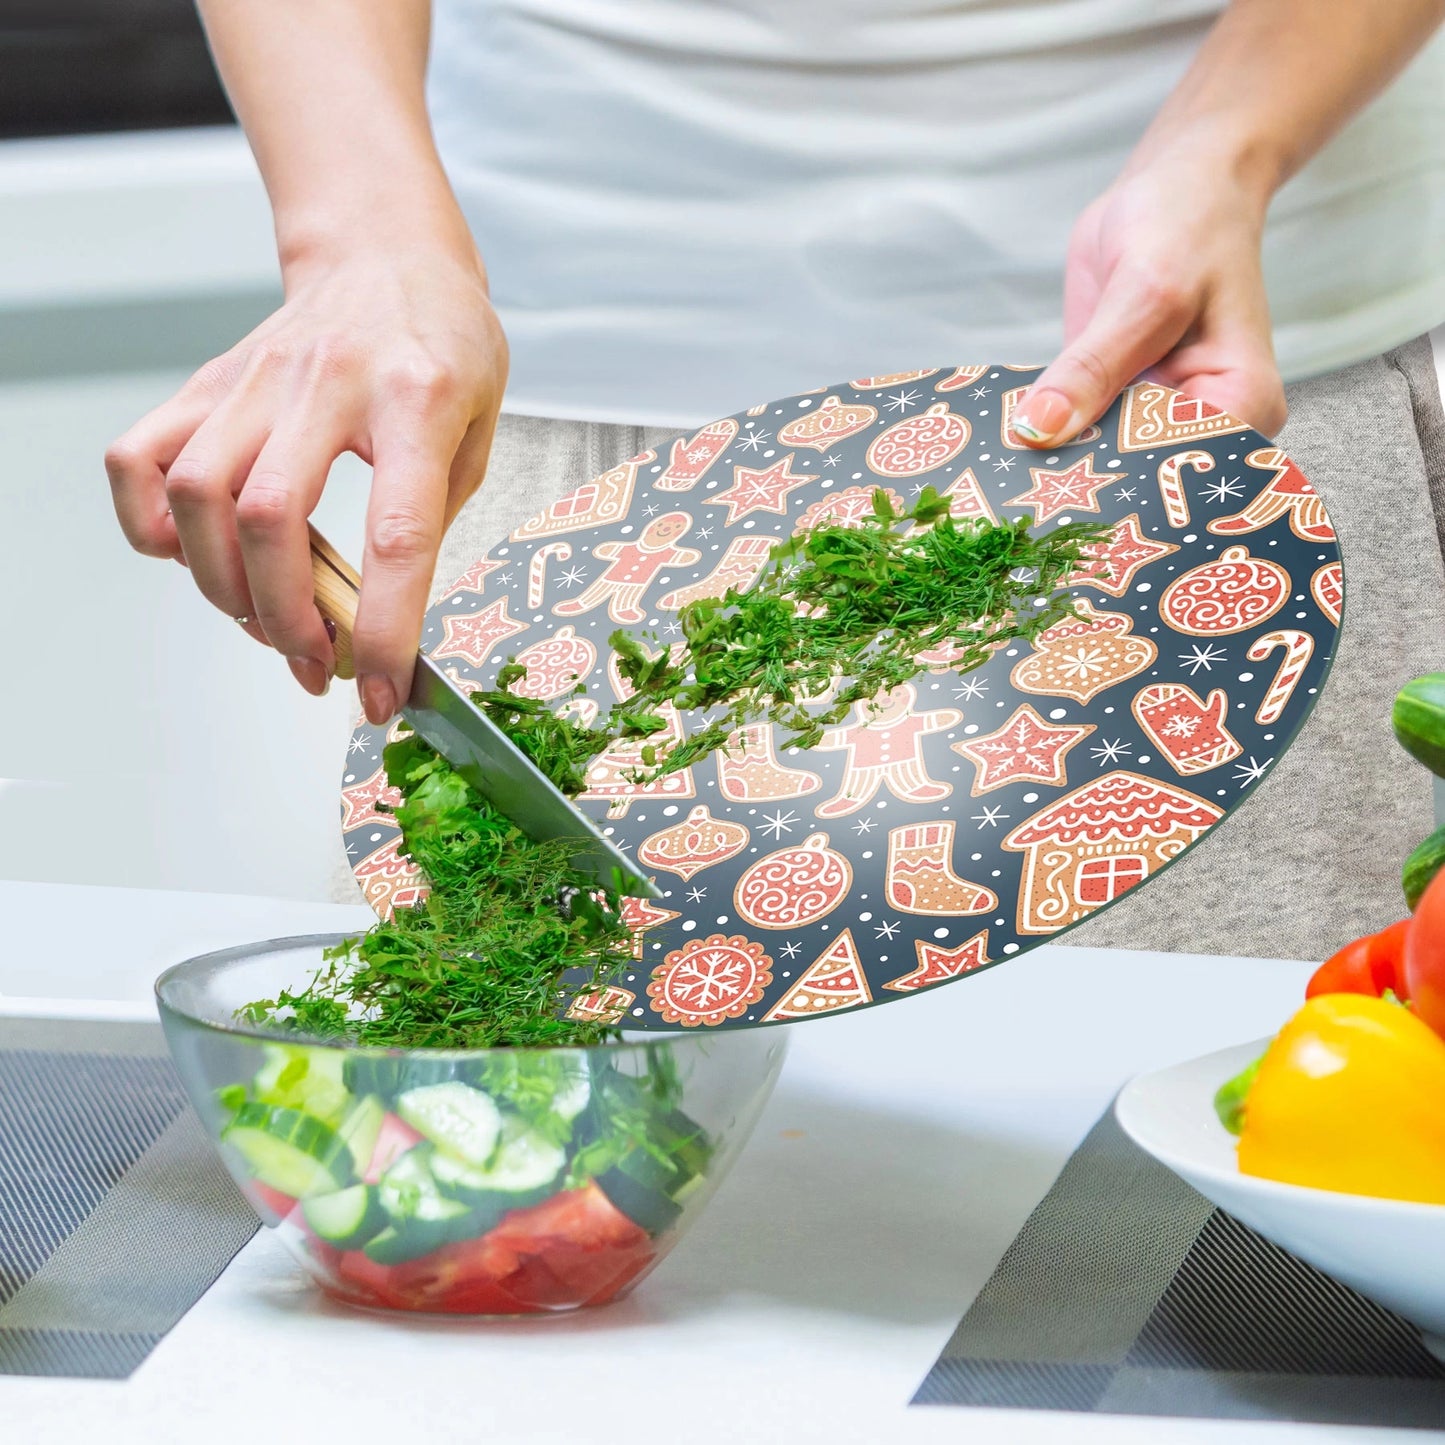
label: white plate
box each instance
[1116,1040,1445,1357]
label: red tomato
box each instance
[246,1182,299,1226]
[363,1114,425,1185]
[1306,918,1409,1000]
[1406,868,1445,1040]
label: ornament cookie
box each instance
[777,395,877,450]
[866,402,970,478]
[1160,544,1289,636]
[1010,599,1156,704]
[1311,561,1344,628]
[507,626,596,701]
[637,804,749,881]
[734,832,852,929]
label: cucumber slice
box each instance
[343,1053,464,1102]
[336,1094,386,1174]
[397,1082,503,1168]
[252,1044,352,1127]
[429,1117,565,1208]
[367,1148,476,1263]
[223,1103,354,1198]
[551,1060,590,1123]
[596,1167,682,1236]
[302,1184,387,1248]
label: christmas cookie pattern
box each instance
[1011,600,1156,704]
[648,934,773,1027]
[1160,545,1289,636]
[777,395,878,451]
[344,366,1340,1030]
[762,931,872,1021]
[1004,772,1224,933]
[866,403,970,478]
[637,805,749,881]
[734,832,852,930]
[1131,683,1242,776]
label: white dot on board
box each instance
[1003,943,1019,954]
[1135,582,1151,593]
[859,912,873,922]
[1238,672,1254,682]
[1263,733,1275,741]
[716,917,728,925]
[933,928,950,939]
[682,920,696,932]
[798,399,812,408]
[991,869,1002,877]
[1138,755,1151,764]
[344,774,354,783]
[861,851,873,860]
[1049,708,1068,720]
[972,853,983,861]
[995,917,1005,926]
[1104,706,1115,714]
[1022,791,1039,803]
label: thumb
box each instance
[1014,269,1193,447]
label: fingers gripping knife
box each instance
[308,525,660,900]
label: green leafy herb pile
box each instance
[243,488,1110,1049]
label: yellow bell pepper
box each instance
[1237,993,1445,1204]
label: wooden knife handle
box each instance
[309,525,362,680]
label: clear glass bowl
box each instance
[156,935,788,1316]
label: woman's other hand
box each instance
[1012,137,1286,449]
[105,240,507,724]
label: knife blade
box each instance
[309,526,659,899]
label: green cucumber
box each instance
[429,1116,565,1211]
[366,1148,475,1263]
[1393,674,1445,778]
[596,1167,683,1236]
[222,1103,355,1197]
[343,1053,464,1102]
[1405,825,1445,911]
[252,1044,352,1127]
[302,1184,387,1248]
[396,1081,502,1168]
[336,1094,386,1174]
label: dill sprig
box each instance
[244,486,1110,1048]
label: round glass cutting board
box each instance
[343,366,1342,1030]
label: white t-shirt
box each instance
[427,0,1445,428]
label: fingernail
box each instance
[288,656,331,697]
[1013,388,1080,445]
[360,674,397,725]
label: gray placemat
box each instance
[0,1016,258,1378]
[913,1108,1445,1429]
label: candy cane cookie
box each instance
[1155,449,1214,530]
[1246,629,1315,724]
[527,541,572,609]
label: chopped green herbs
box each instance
[243,487,1109,1048]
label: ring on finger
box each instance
[234,615,253,625]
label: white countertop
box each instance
[2,880,1408,1444]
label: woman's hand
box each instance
[1013,137,1287,449]
[106,240,507,724]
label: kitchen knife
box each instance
[308,526,659,899]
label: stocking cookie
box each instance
[715,724,821,803]
[884,821,996,914]
[658,535,775,610]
